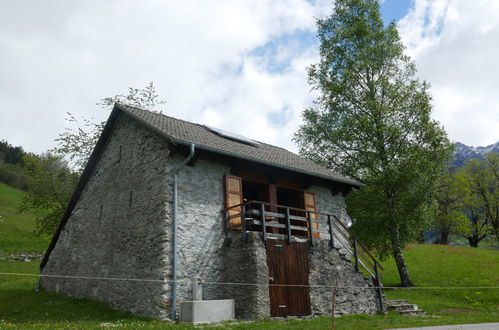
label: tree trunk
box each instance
[391,230,413,287]
[438,229,450,245]
[467,235,480,248]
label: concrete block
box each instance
[180,299,235,324]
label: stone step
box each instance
[400,309,426,316]
[385,300,425,316]
[386,299,408,305]
[387,303,419,312]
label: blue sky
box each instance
[381,0,413,25]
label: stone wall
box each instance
[42,114,172,320]
[308,184,380,316]
[220,232,270,319]
[309,239,381,316]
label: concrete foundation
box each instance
[180,300,235,324]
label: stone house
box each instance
[40,104,385,321]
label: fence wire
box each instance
[1,272,498,290]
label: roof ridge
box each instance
[119,104,208,129]
[117,103,359,185]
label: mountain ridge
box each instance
[453,141,499,167]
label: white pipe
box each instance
[171,143,195,320]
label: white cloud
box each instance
[0,0,329,154]
[2,0,497,157]
[398,0,499,147]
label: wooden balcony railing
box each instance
[224,200,385,311]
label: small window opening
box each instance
[242,180,269,232]
[277,187,307,237]
[129,191,133,207]
[242,180,268,205]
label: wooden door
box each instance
[286,242,311,316]
[266,240,288,316]
[266,240,311,316]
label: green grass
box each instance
[0,182,50,252]
[381,244,498,318]
[0,244,497,329]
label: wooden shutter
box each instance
[224,175,243,229]
[303,191,320,238]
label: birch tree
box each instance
[295,0,452,286]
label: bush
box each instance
[0,163,25,190]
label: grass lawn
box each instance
[1,244,497,329]
[0,182,50,252]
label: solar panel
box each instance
[205,125,260,147]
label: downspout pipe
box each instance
[171,143,195,320]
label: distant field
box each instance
[0,244,497,329]
[0,182,50,252]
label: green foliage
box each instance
[295,0,452,286]
[0,140,25,166]
[18,153,78,236]
[0,182,50,252]
[52,113,104,175]
[0,162,25,190]
[0,140,26,190]
[53,81,166,173]
[455,152,499,246]
[97,81,166,113]
[434,170,470,244]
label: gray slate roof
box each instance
[119,104,362,187]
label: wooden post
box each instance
[331,279,338,330]
[224,208,229,239]
[285,208,292,243]
[260,203,267,241]
[353,237,359,272]
[328,214,334,248]
[307,211,314,246]
[242,203,247,242]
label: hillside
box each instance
[0,182,50,252]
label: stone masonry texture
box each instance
[168,154,231,319]
[42,114,172,320]
[220,232,270,319]
[42,113,381,321]
[309,239,381,316]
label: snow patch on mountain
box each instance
[453,141,499,167]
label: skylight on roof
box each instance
[205,126,260,147]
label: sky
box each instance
[1,0,498,156]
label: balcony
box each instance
[224,201,384,285]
